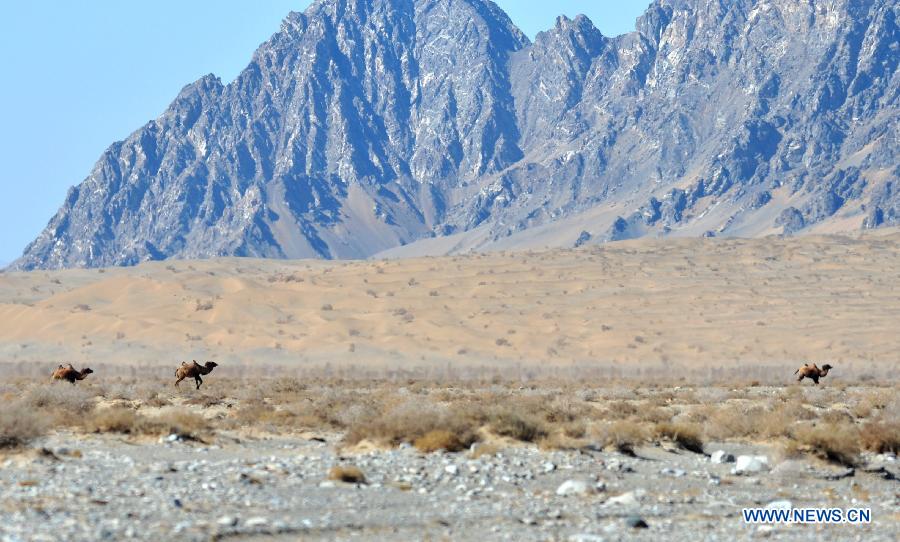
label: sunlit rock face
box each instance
[14,0,899,269]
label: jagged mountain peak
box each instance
[11,0,899,270]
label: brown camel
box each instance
[51,363,94,384]
[175,360,218,390]
[793,363,833,385]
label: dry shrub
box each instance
[654,422,705,454]
[414,430,473,453]
[790,423,860,466]
[328,465,366,484]
[704,402,795,440]
[487,408,548,443]
[142,393,171,408]
[23,384,94,414]
[0,401,46,448]
[183,394,224,408]
[820,409,854,424]
[142,410,210,439]
[541,396,592,424]
[859,420,900,454]
[592,421,649,455]
[636,405,672,424]
[269,377,308,395]
[561,420,587,439]
[344,401,478,449]
[703,406,758,439]
[602,400,638,420]
[851,390,893,419]
[85,407,139,433]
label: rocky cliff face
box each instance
[13,0,899,269]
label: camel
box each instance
[793,363,833,385]
[51,363,94,384]
[175,360,218,390]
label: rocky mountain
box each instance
[12,0,899,269]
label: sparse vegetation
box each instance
[0,401,46,448]
[788,423,861,466]
[0,365,894,468]
[653,422,705,454]
[328,465,366,484]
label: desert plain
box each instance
[0,233,898,541]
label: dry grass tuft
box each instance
[414,430,474,453]
[487,408,548,443]
[592,421,649,455]
[328,465,366,484]
[23,384,94,415]
[85,407,140,434]
[654,422,705,454]
[859,420,900,454]
[344,401,479,449]
[0,401,46,448]
[789,423,860,467]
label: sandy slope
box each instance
[1,234,899,373]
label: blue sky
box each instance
[0,1,649,265]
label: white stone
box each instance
[733,455,769,474]
[444,465,459,476]
[244,517,268,528]
[217,516,238,527]
[556,479,594,496]
[711,450,735,464]
[604,491,639,507]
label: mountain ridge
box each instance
[12,0,900,270]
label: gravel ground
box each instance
[0,432,897,541]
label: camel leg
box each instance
[175,376,184,387]
[195,376,202,390]
[812,376,819,385]
[797,375,804,382]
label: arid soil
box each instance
[1,234,899,373]
[1,233,898,540]
[0,375,897,541]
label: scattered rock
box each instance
[556,479,594,497]
[569,534,605,542]
[244,517,268,528]
[733,455,769,475]
[816,468,855,481]
[711,450,735,464]
[624,516,649,529]
[765,500,792,510]
[861,465,896,480]
[217,516,238,527]
[604,491,640,507]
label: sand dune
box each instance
[1,234,899,374]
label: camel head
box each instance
[821,364,833,372]
[81,368,94,376]
[204,361,218,370]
